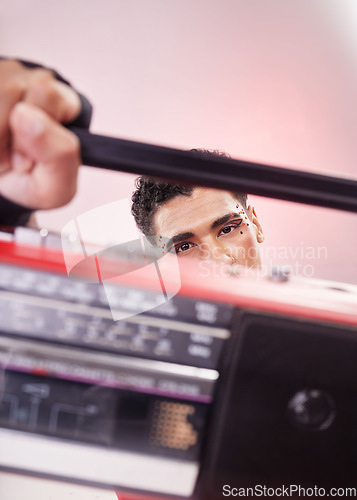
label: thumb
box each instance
[10,102,49,159]
[9,102,44,173]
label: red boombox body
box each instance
[1,227,357,499]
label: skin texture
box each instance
[153,187,264,268]
[0,59,81,209]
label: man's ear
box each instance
[247,205,264,243]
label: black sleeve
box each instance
[0,57,93,227]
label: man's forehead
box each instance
[153,187,241,237]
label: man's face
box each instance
[153,187,264,267]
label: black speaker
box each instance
[198,312,357,498]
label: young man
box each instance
[131,171,265,269]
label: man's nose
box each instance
[197,241,233,264]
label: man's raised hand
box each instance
[0,59,82,209]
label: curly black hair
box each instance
[131,149,248,238]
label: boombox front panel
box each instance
[1,235,357,499]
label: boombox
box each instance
[1,134,357,499]
[1,224,357,499]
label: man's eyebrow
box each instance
[170,232,195,244]
[211,213,241,230]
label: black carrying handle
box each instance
[71,127,357,213]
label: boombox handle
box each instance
[71,127,357,214]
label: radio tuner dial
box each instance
[287,389,336,431]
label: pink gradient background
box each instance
[1,0,356,283]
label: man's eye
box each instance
[218,221,242,237]
[175,242,194,253]
[221,225,234,235]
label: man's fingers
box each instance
[24,70,81,124]
[10,102,80,163]
[11,152,34,173]
[0,60,85,213]
[0,61,81,175]
[0,61,26,170]
[4,102,81,208]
